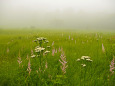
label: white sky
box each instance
[0,0,115,28]
[1,0,115,13]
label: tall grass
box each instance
[0,29,115,86]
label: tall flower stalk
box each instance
[17,51,22,67]
[33,37,50,71]
[110,56,115,75]
[52,48,55,56]
[59,52,68,75]
[27,59,31,76]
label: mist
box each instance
[0,0,115,30]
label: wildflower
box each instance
[84,56,90,59]
[47,46,50,48]
[55,49,57,53]
[40,48,45,51]
[31,55,36,58]
[102,43,105,53]
[81,64,83,65]
[37,37,43,41]
[89,60,93,62]
[71,38,73,40]
[17,52,22,67]
[52,41,54,46]
[45,40,49,43]
[81,56,85,60]
[17,57,22,67]
[76,59,80,61]
[81,64,86,67]
[81,56,91,60]
[110,56,115,74]
[27,59,31,76]
[35,47,45,53]
[44,51,50,54]
[52,48,55,56]
[58,47,63,52]
[59,52,68,75]
[59,47,61,52]
[86,59,90,61]
[35,49,40,53]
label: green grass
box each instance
[0,29,115,86]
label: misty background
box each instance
[0,0,115,30]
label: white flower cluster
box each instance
[77,56,93,67]
[37,37,47,41]
[78,56,93,62]
[34,37,49,44]
[35,46,45,53]
[31,37,50,58]
[44,51,50,54]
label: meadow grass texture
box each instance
[0,29,115,86]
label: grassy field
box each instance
[0,29,115,86]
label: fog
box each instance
[0,0,115,30]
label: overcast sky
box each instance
[0,0,115,29]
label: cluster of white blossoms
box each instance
[34,37,49,44]
[44,50,50,54]
[35,46,45,53]
[79,56,93,62]
[37,37,46,41]
[77,56,93,67]
[31,37,50,58]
